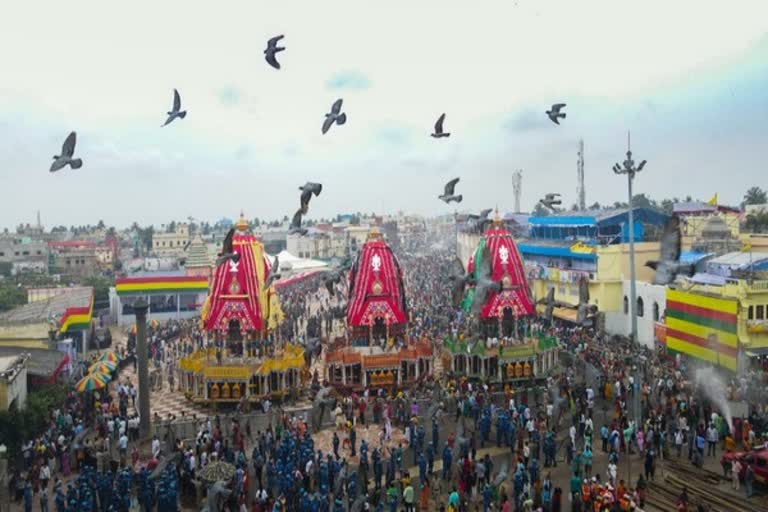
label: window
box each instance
[14,251,19,256]
[653,302,660,322]
[637,297,644,317]
[22,251,29,256]
[36,251,42,255]
[757,305,765,320]
[749,306,754,320]
[623,296,629,314]
[0,252,4,257]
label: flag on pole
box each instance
[706,193,718,206]
[741,242,752,252]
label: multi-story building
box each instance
[48,240,99,278]
[658,251,768,372]
[457,208,667,344]
[151,223,190,257]
[0,237,48,265]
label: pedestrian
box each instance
[731,459,741,490]
[745,464,754,498]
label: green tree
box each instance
[0,283,27,312]
[82,276,113,305]
[96,219,105,230]
[743,187,767,206]
[588,202,601,210]
[532,203,550,217]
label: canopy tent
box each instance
[272,250,329,272]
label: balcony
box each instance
[523,263,595,284]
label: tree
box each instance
[96,220,105,230]
[631,193,655,209]
[745,212,768,233]
[588,202,601,210]
[82,276,113,305]
[532,203,550,217]
[0,284,27,312]
[743,187,767,206]
[167,221,177,233]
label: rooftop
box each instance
[529,207,669,228]
[0,286,92,325]
[0,347,66,378]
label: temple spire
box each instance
[236,211,249,232]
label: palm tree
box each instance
[743,187,767,206]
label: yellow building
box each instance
[152,223,190,257]
[662,251,768,371]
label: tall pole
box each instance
[133,299,151,439]
[613,132,646,344]
[628,173,637,342]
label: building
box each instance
[0,354,29,411]
[674,202,741,240]
[457,208,668,336]
[0,236,48,266]
[48,240,99,278]
[151,223,190,257]
[0,287,90,379]
[286,227,346,260]
[345,225,373,255]
[183,234,213,279]
[658,251,768,371]
[111,272,209,326]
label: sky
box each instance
[1,0,767,230]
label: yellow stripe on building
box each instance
[667,336,737,371]
[666,289,738,314]
[665,317,738,347]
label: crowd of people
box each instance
[8,235,768,512]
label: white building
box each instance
[607,280,667,348]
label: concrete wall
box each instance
[0,364,28,411]
[606,280,667,348]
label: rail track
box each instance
[645,458,767,511]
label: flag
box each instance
[741,242,752,252]
[706,193,718,206]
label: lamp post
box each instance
[133,299,151,439]
[613,132,647,343]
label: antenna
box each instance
[512,169,523,214]
[577,139,586,210]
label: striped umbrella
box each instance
[75,373,110,392]
[100,352,121,363]
[89,361,117,374]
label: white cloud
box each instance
[0,0,766,227]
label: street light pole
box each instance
[613,132,647,344]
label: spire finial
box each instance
[236,211,248,232]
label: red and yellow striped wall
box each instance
[115,276,209,296]
[665,289,738,371]
[60,294,94,333]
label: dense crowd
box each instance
[8,237,768,512]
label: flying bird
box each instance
[462,208,494,233]
[546,103,567,125]
[470,246,503,315]
[645,215,702,285]
[289,209,308,236]
[540,287,556,324]
[323,271,343,296]
[322,99,347,134]
[215,227,238,266]
[431,113,451,138]
[438,177,463,204]
[263,255,281,289]
[49,132,83,172]
[299,182,323,213]
[264,35,285,70]
[447,257,473,308]
[539,193,562,211]
[162,89,187,127]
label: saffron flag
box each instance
[741,242,752,252]
[706,193,718,206]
